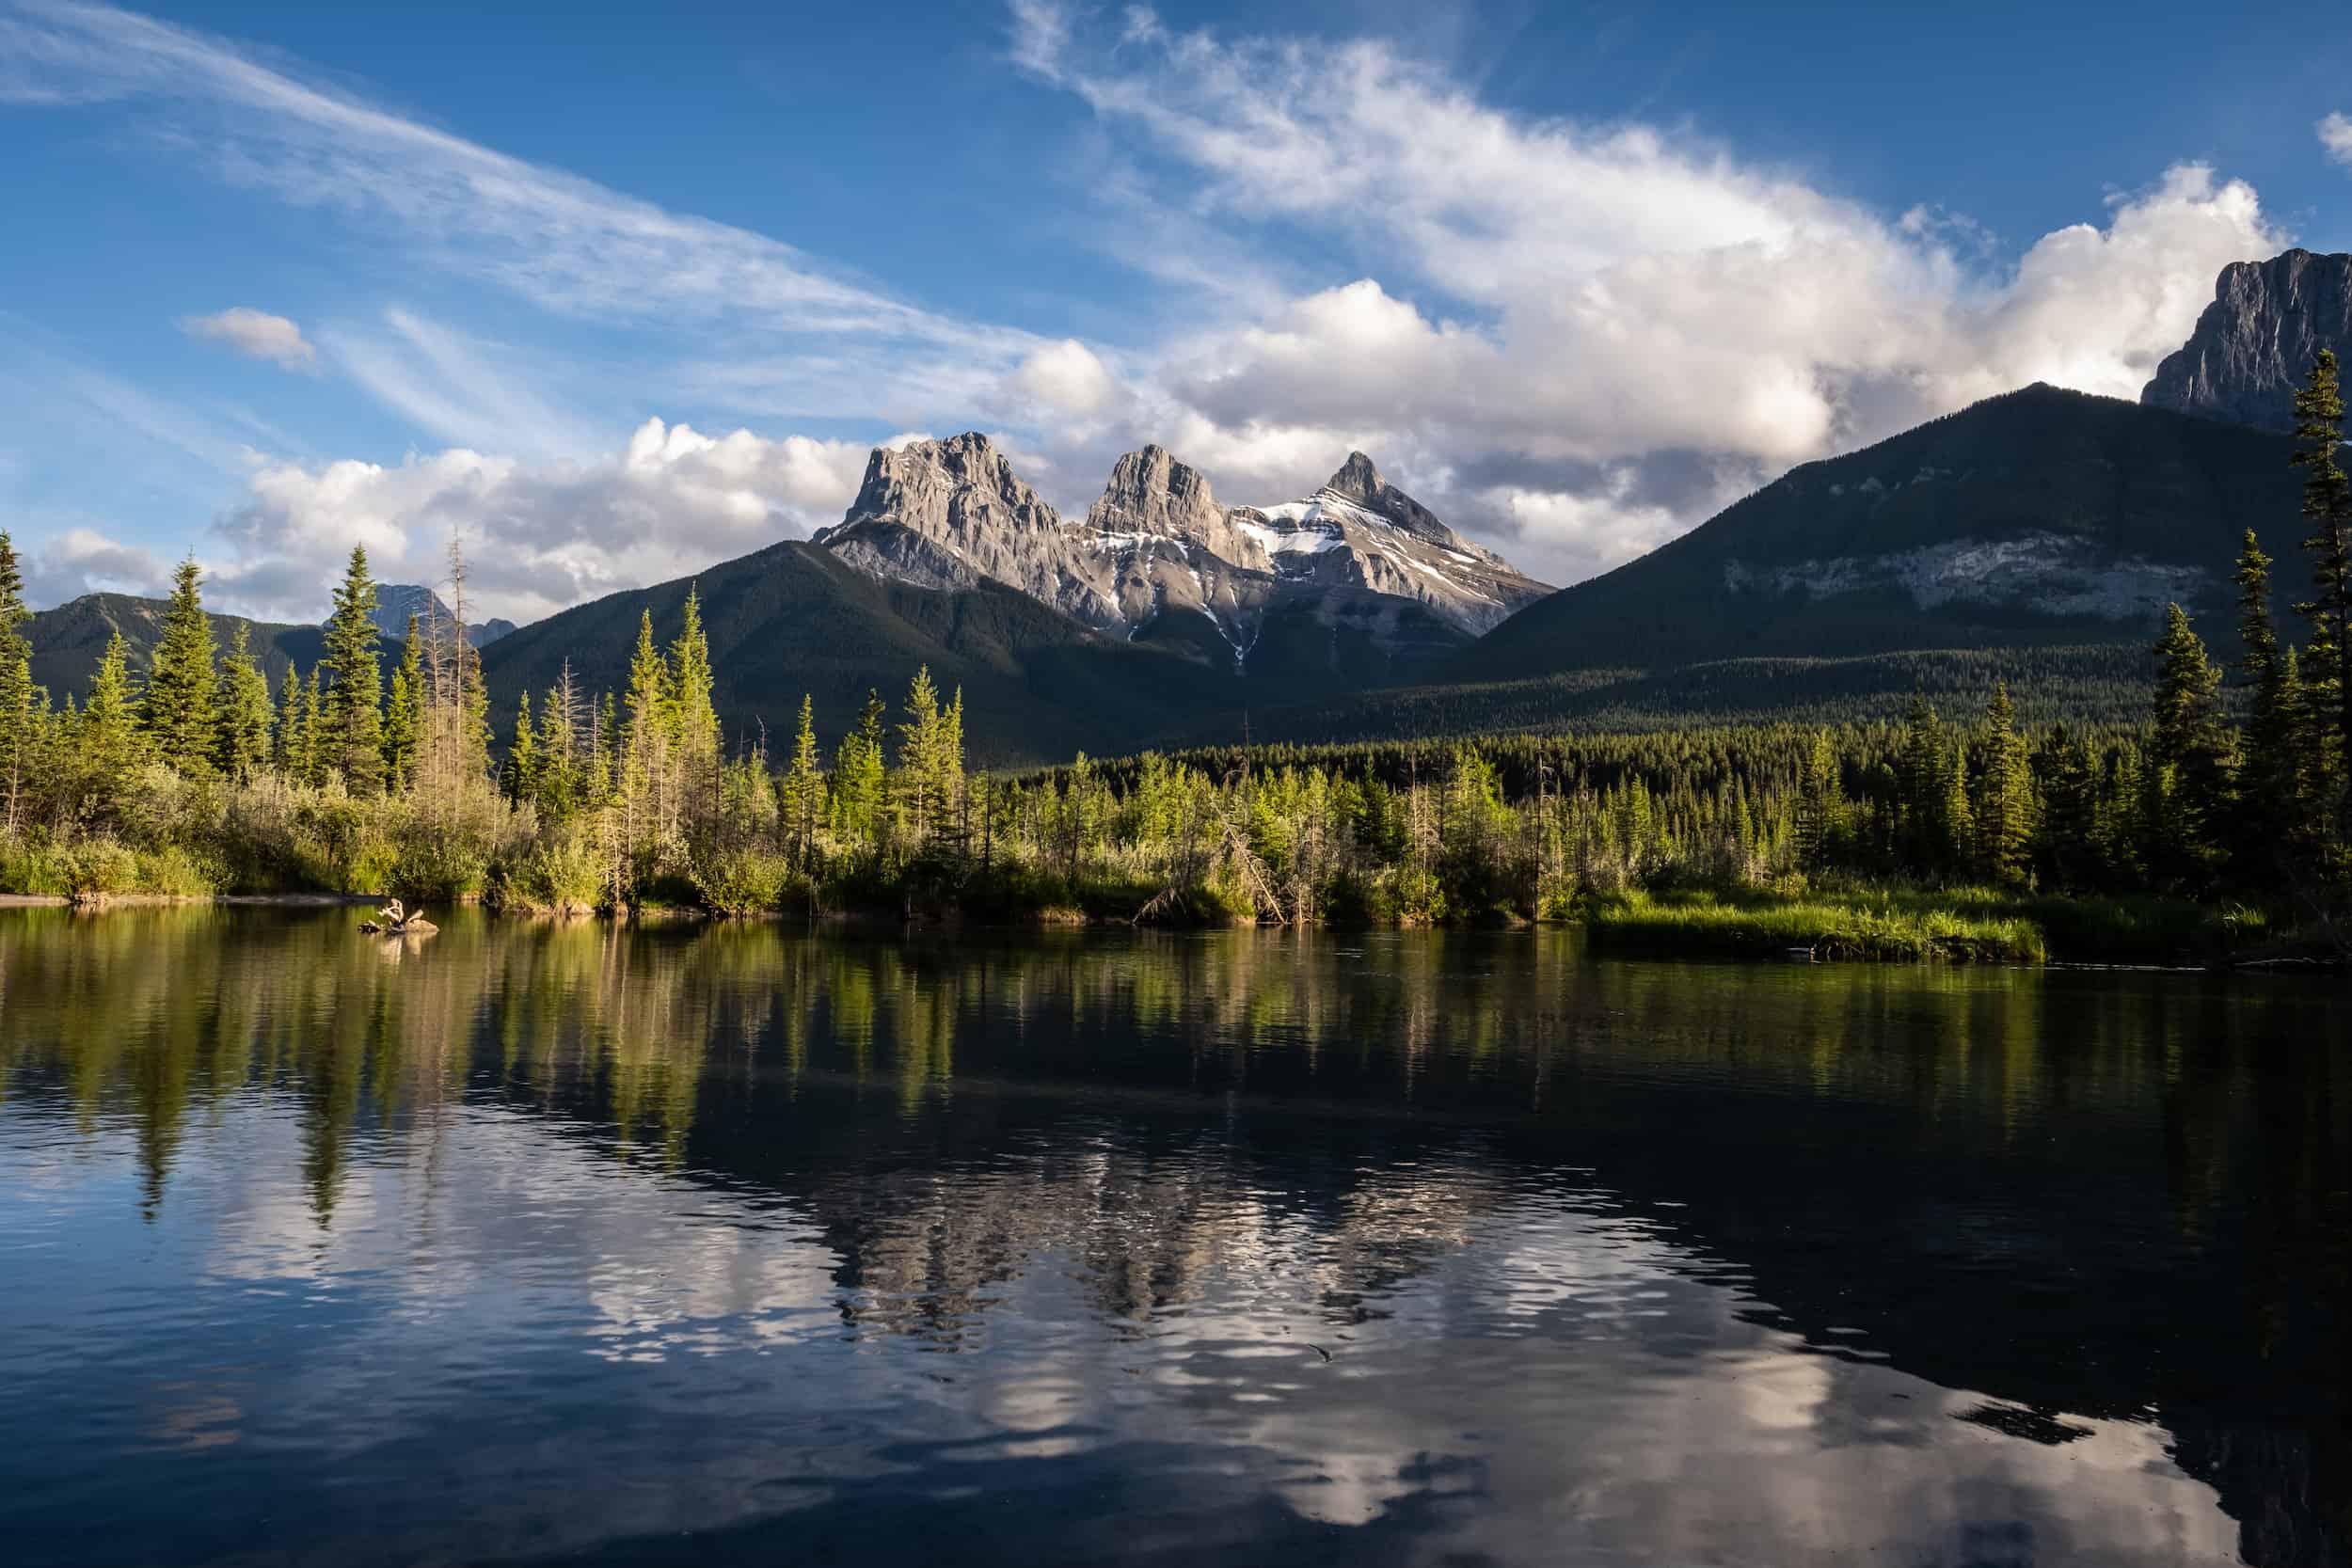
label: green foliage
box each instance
[138,558,217,779]
[382,616,423,788]
[213,621,275,783]
[319,546,385,794]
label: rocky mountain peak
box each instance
[2141,249,2352,434]
[1327,451,1382,495]
[1085,444,1241,555]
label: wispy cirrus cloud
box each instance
[2,0,1042,367]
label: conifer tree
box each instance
[668,587,721,823]
[139,558,217,778]
[381,613,423,790]
[620,610,673,847]
[898,665,946,844]
[318,546,385,794]
[79,631,146,824]
[1793,728,1841,869]
[0,531,34,835]
[2150,602,2231,875]
[532,679,577,821]
[831,689,887,850]
[212,620,275,783]
[1972,682,2033,886]
[2233,531,2301,863]
[2291,349,2352,785]
[501,690,539,804]
[781,693,823,864]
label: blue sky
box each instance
[3,0,2346,621]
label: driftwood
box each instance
[358,897,438,938]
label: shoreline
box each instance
[2,890,2341,972]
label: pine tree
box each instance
[1793,727,1841,869]
[668,587,721,828]
[1898,697,1951,869]
[212,621,275,782]
[2291,349,2352,789]
[500,690,539,803]
[532,678,578,821]
[2032,724,2098,891]
[2233,531,2302,867]
[831,689,888,850]
[898,665,946,844]
[318,546,385,794]
[1972,682,2033,886]
[2150,602,2231,879]
[781,693,823,865]
[0,531,34,836]
[139,558,217,778]
[79,631,146,824]
[381,613,423,790]
[620,610,673,849]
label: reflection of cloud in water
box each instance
[0,1032,2254,1566]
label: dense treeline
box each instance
[0,356,2345,951]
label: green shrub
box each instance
[691,847,798,916]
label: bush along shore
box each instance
[1,356,2350,965]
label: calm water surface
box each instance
[2,909,2348,1567]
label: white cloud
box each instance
[179,307,316,371]
[199,418,873,623]
[1003,338,1121,418]
[2321,112,2352,168]
[21,527,171,607]
[1017,5,2289,586]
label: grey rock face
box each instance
[815,434,1122,628]
[817,434,1550,671]
[2142,249,2352,433]
[367,583,516,648]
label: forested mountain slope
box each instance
[476,539,1244,765]
[25,593,325,702]
[1470,385,2302,681]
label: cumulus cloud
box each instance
[20,528,172,607]
[198,419,874,623]
[1017,5,2288,585]
[2321,113,2352,168]
[1003,339,1122,418]
[179,307,316,371]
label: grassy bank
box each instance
[1578,884,2283,965]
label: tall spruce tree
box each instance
[781,693,823,864]
[2291,349,2352,791]
[499,690,538,804]
[212,620,275,782]
[668,587,720,819]
[0,531,34,835]
[831,689,888,849]
[2151,604,2232,882]
[620,610,673,847]
[2233,531,2303,863]
[319,546,385,794]
[1972,682,2033,886]
[139,558,217,778]
[381,614,423,789]
[80,631,146,824]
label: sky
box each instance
[2,0,2349,624]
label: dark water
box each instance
[2,910,2348,1568]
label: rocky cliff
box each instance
[815,435,1549,677]
[2141,249,2352,433]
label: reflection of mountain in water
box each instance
[1,911,2347,1564]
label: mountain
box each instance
[1468,384,2304,682]
[814,434,1549,690]
[2141,249,2352,433]
[370,583,516,648]
[25,594,326,702]
[477,539,1243,767]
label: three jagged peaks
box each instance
[812,432,1549,672]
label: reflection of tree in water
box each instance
[2,913,2348,1561]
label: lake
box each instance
[1,908,2346,1567]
